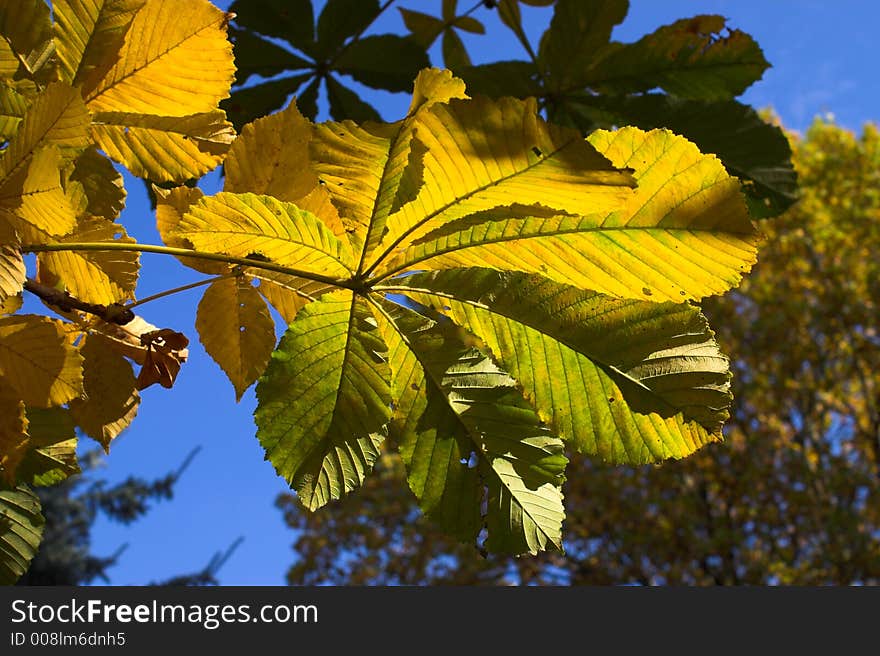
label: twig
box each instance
[24,278,135,325]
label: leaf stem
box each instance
[21,242,354,290]
[125,273,236,311]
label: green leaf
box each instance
[255,290,391,510]
[538,0,627,90]
[373,299,565,553]
[373,301,482,541]
[455,61,542,98]
[577,94,798,218]
[315,0,380,58]
[229,0,315,52]
[583,15,770,100]
[398,8,444,48]
[296,77,320,121]
[0,482,44,585]
[17,407,79,487]
[230,27,312,85]
[386,268,730,465]
[442,28,470,70]
[222,74,311,130]
[335,35,431,93]
[326,74,381,123]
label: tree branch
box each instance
[24,278,135,325]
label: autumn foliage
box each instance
[1,0,802,582]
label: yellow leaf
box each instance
[64,146,126,221]
[36,217,139,305]
[0,81,31,141]
[0,82,90,239]
[0,314,83,407]
[53,0,146,85]
[0,82,91,171]
[172,192,356,279]
[224,100,344,237]
[82,0,234,117]
[17,407,80,486]
[407,67,468,114]
[0,31,16,78]
[68,333,139,451]
[375,95,635,259]
[0,244,24,301]
[310,68,469,266]
[90,110,234,182]
[196,276,276,400]
[0,146,77,240]
[0,0,55,79]
[379,127,759,301]
[154,184,227,274]
[0,394,28,484]
[253,271,334,324]
[0,294,21,315]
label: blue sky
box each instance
[79,1,879,586]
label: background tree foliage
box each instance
[278,120,880,585]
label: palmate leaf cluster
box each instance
[229,0,797,218]
[0,0,234,583]
[0,0,790,580]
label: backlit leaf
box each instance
[223,100,344,236]
[390,268,729,464]
[154,184,225,275]
[0,0,54,79]
[251,270,334,324]
[0,314,83,407]
[0,483,44,585]
[0,394,28,484]
[90,111,234,182]
[196,276,276,400]
[584,15,769,100]
[16,407,79,486]
[36,217,139,305]
[374,95,634,263]
[171,192,355,279]
[255,290,391,510]
[82,0,234,116]
[68,333,139,451]
[64,146,127,221]
[310,68,468,263]
[0,146,76,241]
[53,0,145,85]
[0,245,24,301]
[580,94,798,218]
[373,299,565,552]
[383,126,758,302]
